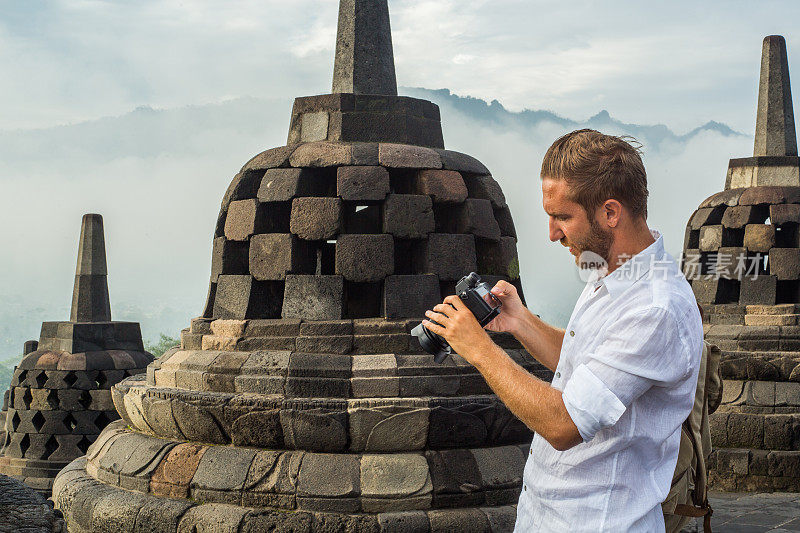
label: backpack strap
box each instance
[673,417,713,532]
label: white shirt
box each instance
[514,230,703,532]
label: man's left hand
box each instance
[422,295,494,366]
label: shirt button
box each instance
[523,484,527,491]
[569,330,575,337]
[556,372,561,378]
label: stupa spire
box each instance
[754,35,797,156]
[332,0,398,95]
[69,213,111,322]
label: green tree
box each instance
[145,333,181,358]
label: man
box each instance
[421,129,703,532]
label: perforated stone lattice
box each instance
[202,141,522,321]
[684,186,800,306]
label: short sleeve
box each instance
[561,307,684,441]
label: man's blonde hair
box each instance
[541,129,648,219]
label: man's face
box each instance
[541,177,614,265]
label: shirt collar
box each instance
[597,229,664,299]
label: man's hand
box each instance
[422,295,494,367]
[484,280,526,335]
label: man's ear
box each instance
[602,199,623,228]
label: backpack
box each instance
[662,340,723,533]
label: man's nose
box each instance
[549,219,564,242]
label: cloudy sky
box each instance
[2,0,799,132]
[0,0,797,356]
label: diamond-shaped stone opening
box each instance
[43,435,59,460]
[16,370,27,386]
[10,411,21,431]
[18,433,30,456]
[34,371,47,388]
[31,411,46,432]
[94,411,113,429]
[64,372,78,387]
[79,391,93,410]
[63,412,78,432]
[47,389,60,409]
[77,435,92,454]
[95,373,107,389]
[22,388,33,407]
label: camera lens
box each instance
[411,323,451,363]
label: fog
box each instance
[0,92,751,360]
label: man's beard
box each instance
[561,219,614,267]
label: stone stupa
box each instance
[53,1,545,531]
[0,214,153,495]
[683,36,800,491]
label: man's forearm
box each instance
[473,342,581,451]
[512,309,565,372]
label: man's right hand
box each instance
[485,280,527,336]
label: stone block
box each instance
[770,248,800,279]
[740,186,800,205]
[477,236,519,279]
[177,504,248,532]
[691,278,739,304]
[745,314,799,326]
[224,199,262,241]
[690,207,725,230]
[282,275,344,320]
[149,443,207,498]
[335,234,394,282]
[382,274,442,319]
[740,275,778,305]
[378,144,442,169]
[776,382,800,406]
[428,508,490,533]
[699,189,744,208]
[377,511,430,533]
[361,453,431,503]
[415,234,477,281]
[299,320,353,336]
[300,112,328,142]
[699,225,723,251]
[280,409,348,452]
[434,149,489,174]
[722,205,761,228]
[297,453,359,497]
[771,203,800,225]
[382,194,435,238]
[191,445,257,492]
[744,224,776,252]
[289,142,353,167]
[350,356,400,398]
[414,170,468,204]
[471,446,525,489]
[337,166,390,201]
[295,335,353,354]
[213,275,283,319]
[464,175,507,209]
[480,506,517,533]
[245,318,302,336]
[249,233,315,280]
[290,197,343,240]
[493,206,517,238]
[436,199,501,241]
[257,168,316,202]
[727,412,764,448]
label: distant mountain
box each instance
[0,89,745,168]
[401,87,746,151]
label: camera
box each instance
[411,272,502,363]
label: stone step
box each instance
[55,455,518,533]
[710,448,800,492]
[113,376,534,452]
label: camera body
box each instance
[411,272,502,363]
